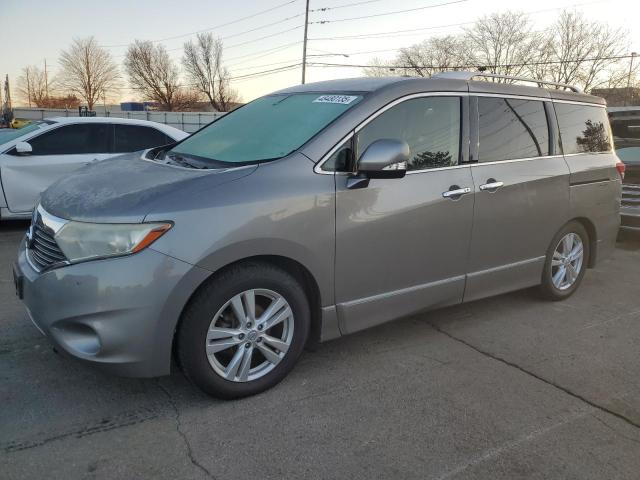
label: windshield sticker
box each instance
[313,95,358,105]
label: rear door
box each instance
[113,124,174,153]
[333,94,475,334]
[554,102,621,256]
[464,95,570,301]
[0,122,111,213]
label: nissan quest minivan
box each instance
[13,73,623,399]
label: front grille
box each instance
[26,211,67,271]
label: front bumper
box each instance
[15,238,210,377]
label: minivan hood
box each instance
[40,152,257,223]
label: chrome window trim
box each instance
[551,99,606,108]
[354,92,468,134]
[313,91,607,175]
[475,93,604,108]
[563,151,615,157]
[471,155,565,167]
[474,92,550,102]
[406,164,469,174]
[314,91,467,175]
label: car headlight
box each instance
[54,222,172,263]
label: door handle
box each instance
[479,180,504,191]
[442,186,471,199]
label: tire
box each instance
[177,261,310,399]
[539,221,590,301]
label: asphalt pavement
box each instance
[2,220,640,479]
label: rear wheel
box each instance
[539,221,590,301]
[177,262,310,399]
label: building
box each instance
[591,87,640,107]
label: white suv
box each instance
[0,117,188,220]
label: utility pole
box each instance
[3,75,13,124]
[627,52,637,106]
[301,0,310,84]
[26,67,31,108]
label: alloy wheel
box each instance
[205,289,294,382]
[551,233,584,291]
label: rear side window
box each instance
[113,125,172,153]
[356,96,461,171]
[477,97,549,162]
[27,123,109,155]
[555,104,612,154]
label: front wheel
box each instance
[177,262,310,399]
[539,221,590,301]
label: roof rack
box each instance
[432,71,582,93]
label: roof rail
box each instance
[432,71,582,93]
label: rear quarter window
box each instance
[113,125,173,153]
[555,103,612,154]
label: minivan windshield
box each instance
[169,93,362,166]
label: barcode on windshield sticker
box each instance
[313,95,358,105]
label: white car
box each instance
[0,117,188,220]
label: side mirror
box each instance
[15,141,33,155]
[357,139,409,179]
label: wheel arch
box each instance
[572,217,597,268]
[171,254,324,368]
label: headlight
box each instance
[54,222,172,263]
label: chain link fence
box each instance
[11,108,226,133]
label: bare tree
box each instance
[182,33,239,111]
[533,11,628,91]
[364,36,474,78]
[170,88,204,111]
[361,9,631,93]
[58,37,120,110]
[44,95,81,109]
[17,66,53,107]
[362,57,399,77]
[464,12,542,80]
[125,40,188,111]
[397,36,476,77]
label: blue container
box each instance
[120,102,145,111]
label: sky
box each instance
[1,0,639,105]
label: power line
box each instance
[229,57,302,72]
[101,0,301,47]
[226,24,304,50]
[195,13,304,43]
[111,62,303,92]
[308,0,609,39]
[226,41,303,64]
[114,21,304,58]
[310,22,474,40]
[310,0,384,12]
[229,63,302,81]
[310,0,468,24]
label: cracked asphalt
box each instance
[2,220,640,479]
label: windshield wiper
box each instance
[167,153,205,169]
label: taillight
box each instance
[616,161,626,179]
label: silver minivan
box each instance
[14,73,623,399]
